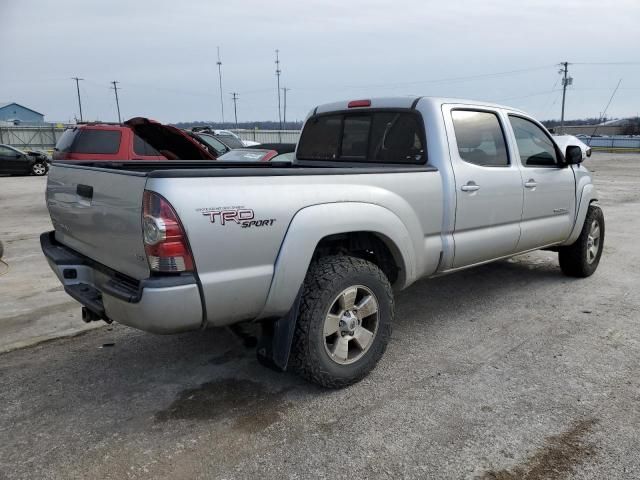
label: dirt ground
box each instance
[0,152,639,479]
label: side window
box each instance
[72,130,121,154]
[133,134,161,156]
[297,115,342,160]
[508,116,558,167]
[451,110,509,166]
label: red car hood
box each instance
[125,117,215,160]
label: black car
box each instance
[0,144,49,176]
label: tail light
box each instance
[142,191,194,273]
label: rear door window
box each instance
[72,130,121,154]
[451,110,509,166]
[297,110,425,164]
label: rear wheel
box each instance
[31,162,47,176]
[291,255,393,388]
[559,205,604,277]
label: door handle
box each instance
[524,179,537,189]
[460,182,480,192]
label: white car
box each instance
[553,135,592,160]
[211,129,260,147]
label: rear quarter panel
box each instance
[147,170,443,326]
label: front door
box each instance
[445,107,524,268]
[0,146,21,174]
[507,115,576,252]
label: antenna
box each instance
[217,47,225,124]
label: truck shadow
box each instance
[4,254,576,437]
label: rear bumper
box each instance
[40,231,203,334]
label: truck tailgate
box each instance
[46,164,150,280]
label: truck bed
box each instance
[46,160,443,328]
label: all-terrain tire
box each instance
[558,204,604,278]
[290,255,393,388]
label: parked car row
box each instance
[48,118,293,164]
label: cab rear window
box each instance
[297,110,425,164]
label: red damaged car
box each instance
[52,117,216,161]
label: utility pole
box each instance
[275,49,282,141]
[231,92,239,130]
[216,47,225,125]
[71,77,84,122]
[111,81,122,123]
[559,62,572,134]
[282,87,290,128]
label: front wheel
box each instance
[291,255,393,388]
[558,205,604,277]
[31,162,48,176]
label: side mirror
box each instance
[565,145,583,165]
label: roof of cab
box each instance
[312,96,526,116]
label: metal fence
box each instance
[232,129,300,144]
[584,136,640,150]
[3,124,637,152]
[0,125,66,152]
[0,124,301,151]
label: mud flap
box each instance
[256,288,302,372]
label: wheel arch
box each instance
[257,202,416,320]
[562,183,599,246]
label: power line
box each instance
[275,49,282,139]
[293,64,556,92]
[282,87,290,127]
[216,46,225,123]
[572,62,640,65]
[559,62,573,133]
[71,77,84,122]
[230,92,239,130]
[110,80,121,123]
[588,79,623,141]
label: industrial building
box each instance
[0,102,45,125]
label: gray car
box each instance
[41,96,603,387]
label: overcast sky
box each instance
[1,0,639,124]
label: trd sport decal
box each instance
[197,207,276,228]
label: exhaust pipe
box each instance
[81,306,110,324]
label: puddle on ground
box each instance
[154,378,290,433]
[481,418,598,480]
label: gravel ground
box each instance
[0,153,639,479]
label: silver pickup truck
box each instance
[41,97,604,387]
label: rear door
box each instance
[46,164,150,280]
[507,115,576,251]
[443,106,524,268]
